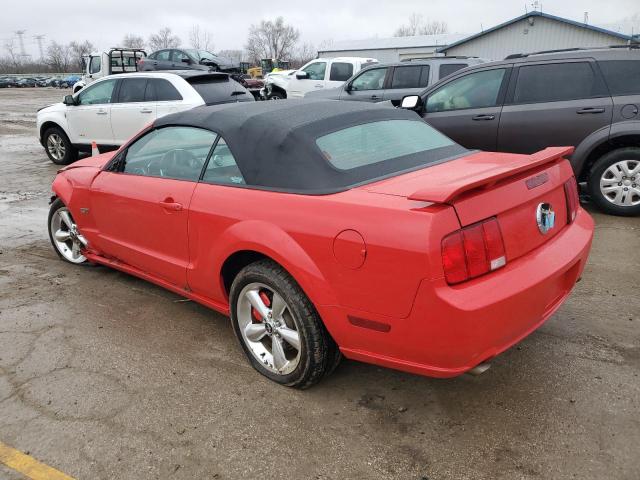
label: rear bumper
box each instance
[326,208,594,378]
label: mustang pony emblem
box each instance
[536,203,555,234]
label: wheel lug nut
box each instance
[623,187,629,191]
[618,182,623,186]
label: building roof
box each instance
[438,11,634,53]
[317,33,469,53]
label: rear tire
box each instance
[229,259,337,388]
[43,127,77,165]
[588,148,640,216]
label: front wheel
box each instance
[48,198,88,265]
[229,260,338,388]
[43,127,77,165]
[268,91,285,100]
[588,148,640,216]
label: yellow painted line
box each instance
[0,441,75,480]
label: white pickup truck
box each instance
[72,48,146,93]
[285,57,378,99]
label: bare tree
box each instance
[290,42,316,68]
[3,38,21,70]
[189,25,213,51]
[45,41,72,72]
[395,13,449,36]
[217,49,244,64]
[245,17,300,63]
[148,27,181,51]
[69,40,93,71]
[122,34,145,49]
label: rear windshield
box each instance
[188,77,252,105]
[316,120,455,170]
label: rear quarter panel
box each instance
[186,184,461,324]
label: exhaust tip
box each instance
[467,362,491,376]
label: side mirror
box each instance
[63,95,76,106]
[295,71,309,80]
[182,58,191,64]
[400,95,422,110]
[345,83,353,92]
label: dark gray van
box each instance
[401,46,640,216]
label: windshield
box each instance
[316,120,455,170]
[186,50,218,62]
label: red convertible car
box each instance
[48,100,594,388]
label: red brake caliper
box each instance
[251,291,271,322]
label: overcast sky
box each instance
[2,0,639,57]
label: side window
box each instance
[302,61,327,81]
[155,50,171,61]
[438,63,468,80]
[391,66,422,89]
[351,68,388,91]
[172,50,191,63]
[426,68,506,113]
[513,62,597,104]
[77,79,117,105]
[89,56,101,74]
[598,60,640,96]
[419,66,431,87]
[202,139,245,185]
[145,79,183,102]
[147,52,156,60]
[329,62,354,82]
[123,127,217,181]
[117,78,148,103]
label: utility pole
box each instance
[34,34,45,59]
[14,30,30,60]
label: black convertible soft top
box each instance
[154,99,467,194]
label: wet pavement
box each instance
[0,88,639,480]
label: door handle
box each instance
[370,95,381,100]
[159,200,183,211]
[314,84,324,88]
[472,114,495,121]
[96,110,108,115]
[576,107,605,114]
[140,108,153,113]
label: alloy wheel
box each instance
[236,282,302,375]
[599,159,640,207]
[47,133,66,161]
[50,206,87,264]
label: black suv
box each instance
[402,47,640,216]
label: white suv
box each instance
[285,57,378,99]
[37,71,252,164]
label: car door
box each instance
[65,78,117,145]
[287,60,328,98]
[326,60,354,90]
[89,126,218,288]
[110,77,157,144]
[382,65,430,106]
[497,59,613,154]
[171,49,192,70]
[342,67,389,102]
[148,77,186,119]
[151,49,172,70]
[421,67,510,151]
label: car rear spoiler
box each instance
[408,146,575,204]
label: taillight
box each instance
[564,176,579,223]
[441,218,506,285]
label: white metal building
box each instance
[317,34,468,63]
[438,11,636,60]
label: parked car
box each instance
[60,75,81,89]
[72,48,146,93]
[16,77,38,88]
[139,49,239,73]
[261,69,296,100]
[305,57,486,104]
[399,46,640,216]
[0,76,16,88]
[37,71,253,165]
[47,100,593,388]
[233,74,264,99]
[285,57,378,99]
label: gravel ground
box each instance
[0,88,639,480]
